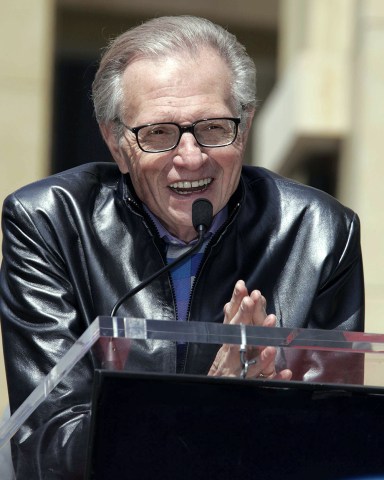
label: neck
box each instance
[168,226,199,244]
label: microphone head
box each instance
[192,199,213,232]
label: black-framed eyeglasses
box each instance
[118,117,241,153]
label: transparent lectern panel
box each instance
[93,317,382,386]
[1,317,384,480]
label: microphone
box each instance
[110,198,213,316]
[192,198,213,234]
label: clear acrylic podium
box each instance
[1,317,384,479]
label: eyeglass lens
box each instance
[137,118,237,152]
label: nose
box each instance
[173,132,206,170]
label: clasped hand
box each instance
[208,280,292,380]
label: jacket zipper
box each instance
[180,201,242,372]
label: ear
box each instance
[100,123,129,173]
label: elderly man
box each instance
[1,15,363,478]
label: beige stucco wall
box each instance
[338,0,384,385]
[0,0,54,416]
[338,0,384,333]
[255,0,384,336]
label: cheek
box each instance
[125,151,170,201]
[224,167,241,197]
[120,142,140,173]
[221,151,242,183]
[121,147,157,191]
[215,154,242,204]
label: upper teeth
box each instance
[170,178,212,189]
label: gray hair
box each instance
[92,16,256,132]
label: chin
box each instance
[171,211,193,227]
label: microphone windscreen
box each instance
[192,199,213,231]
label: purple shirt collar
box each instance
[144,204,228,246]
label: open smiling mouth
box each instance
[169,177,213,195]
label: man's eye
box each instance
[149,128,167,136]
[146,126,176,137]
[205,123,225,131]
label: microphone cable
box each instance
[110,198,213,317]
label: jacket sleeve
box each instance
[310,211,364,331]
[0,193,93,479]
[283,211,365,384]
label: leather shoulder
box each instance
[3,162,121,210]
[241,165,356,220]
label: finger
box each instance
[230,293,271,328]
[273,369,293,381]
[229,295,257,326]
[209,343,293,380]
[258,346,278,373]
[250,289,266,311]
[223,280,248,324]
[243,345,280,379]
[249,290,268,326]
[263,313,277,328]
[246,347,293,381]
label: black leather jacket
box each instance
[0,163,364,478]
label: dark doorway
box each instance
[51,57,112,174]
